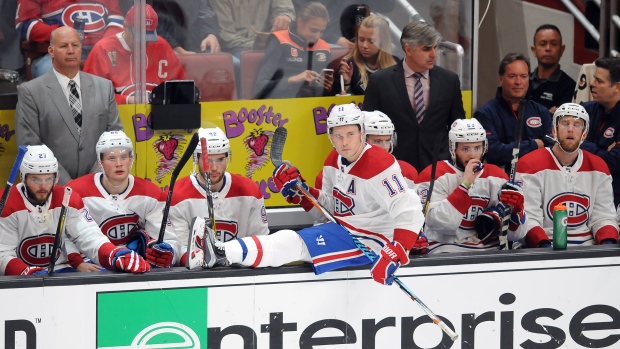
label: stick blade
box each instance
[270,127,287,167]
[186,217,205,269]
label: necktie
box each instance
[413,72,425,124]
[68,80,82,129]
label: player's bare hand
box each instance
[339,59,353,84]
[463,159,481,185]
[77,262,103,272]
[201,34,221,53]
[271,15,291,32]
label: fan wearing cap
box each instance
[166,127,269,267]
[198,104,425,287]
[418,118,527,253]
[68,131,181,268]
[83,4,187,104]
[0,145,150,276]
[516,103,619,247]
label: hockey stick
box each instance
[158,132,200,244]
[498,99,527,251]
[48,187,72,275]
[422,137,442,215]
[0,146,27,217]
[269,127,458,341]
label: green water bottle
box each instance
[553,204,568,250]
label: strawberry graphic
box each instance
[246,129,269,156]
[156,133,179,160]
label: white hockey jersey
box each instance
[168,172,269,248]
[416,161,525,253]
[68,173,180,264]
[314,146,425,253]
[0,184,115,275]
[516,148,619,247]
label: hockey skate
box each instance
[201,218,229,268]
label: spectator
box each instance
[199,104,425,288]
[474,52,554,175]
[152,0,221,54]
[15,0,124,78]
[528,24,576,114]
[580,57,620,207]
[83,4,187,104]
[363,21,465,172]
[210,0,295,56]
[331,15,397,96]
[15,26,123,186]
[68,131,181,269]
[516,103,618,248]
[417,118,526,253]
[167,127,269,267]
[0,145,150,276]
[254,1,333,99]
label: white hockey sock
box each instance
[225,229,311,267]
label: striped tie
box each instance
[68,80,82,130]
[413,72,425,124]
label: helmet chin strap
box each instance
[554,134,585,155]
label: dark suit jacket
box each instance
[15,70,123,185]
[363,61,465,172]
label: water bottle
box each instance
[552,204,567,250]
[74,16,85,42]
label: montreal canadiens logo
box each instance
[460,196,490,230]
[547,193,590,227]
[215,221,239,242]
[18,234,58,267]
[61,3,108,33]
[604,127,615,138]
[119,83,158,98]
[333,188,355,216]
[527,117,542,128]
[100,214,140,244]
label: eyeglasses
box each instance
[331,132,361,141]
[28,176,55,185]
[459,145,484,154]
[102,154,132,163]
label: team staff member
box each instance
[69,131,180,268]
[516,103,618,247]
[475,52,554,175]
[0,145,150,275]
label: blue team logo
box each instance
[333,188,355,216]
[547,193,590,227]
[460,196,490,230]
[100,214,140,245]
[215,221,239,242]
[62,3,109,33]
[18,234,58,267]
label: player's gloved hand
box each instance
[126,229,155,258]
[538,241,552,248]
[21,266,47,275]
[410,232,429,255]
[109,248,150,273]
[600,239,616,245]
[146,242,175,268]
[370,241,409,285]
[475,205,504,243]
[499,181,524,215]
[273,163,308,204]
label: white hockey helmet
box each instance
[195,127,230,156]
[96,131,134,159]
[326,103,365,134]
[552,103,589,138]
[448,118,487,162]
[20,144,59,182]
[364,110,396,153]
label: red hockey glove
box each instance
[370,241,410,285]
[109,248,150,273]
[475,205,504,243]
[21,266,47,275]
[274,163,307,195]
[146,242,175,268]
[410,232,429,255]
[499,181,524,215]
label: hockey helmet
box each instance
[363,110,396,152]
[20,144,59,182]
[326,103,365,134]
[195,127,230,155]
[96,131,134,159]
[448,118,487,162]
[552,103,589,137]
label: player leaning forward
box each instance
[69,131,181,268]
[201,103,425,285]
[0,145,150,275]
[516,103,619,247]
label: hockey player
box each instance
[0,145,150,275]
[516,103,619,247]
[83,4,186,104]
[199,103,425,286]
[167,127,269,267]
[417,118,527,253]
[68,131,180,268]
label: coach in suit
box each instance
[363,21,465,172]
[15,26,123,185]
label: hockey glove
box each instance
[475,205,504,243]
[146,242,175,268]
[600,239,616,245]
[410,232,429,255]
[499,181,524,215]
[370,241,409,285]
[126,229,155,259]
[273,163,308,200]
[21,266,47,275]
[109,248,150,273]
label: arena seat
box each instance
[177,53,237,101]
[240,50,266,100]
